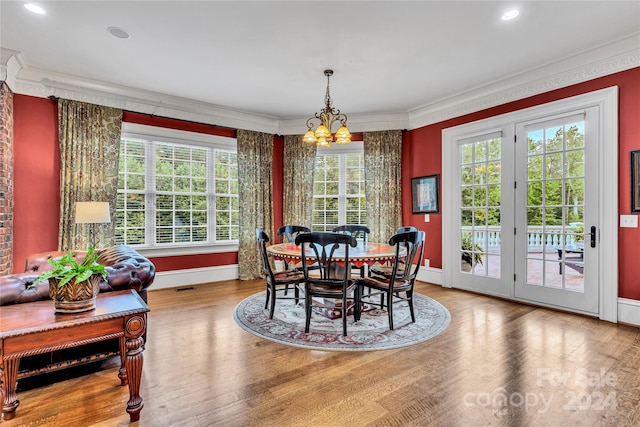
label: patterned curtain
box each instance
[58,99,122,251]
[364,130,403,243]
[283,135,316,227]
[237,129,274,280]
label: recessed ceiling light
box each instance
[501,9,520,21]
[24,3,46,15]
[107,27,130,39]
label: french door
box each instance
[442,88,618,319]
[513,110,599,313]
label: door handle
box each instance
[590,225,596,248]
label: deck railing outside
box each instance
[462,225,582,253]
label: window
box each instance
[116,123,238,250]
[311,143,366,231]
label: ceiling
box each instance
[1,1,639,130]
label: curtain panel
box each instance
[58,99,122,251]
[363,130,403,243]
[237,129,274,280]
[283,135,316,227]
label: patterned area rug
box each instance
[233,291,450,351]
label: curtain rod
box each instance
[47,97,233,131]
[45,99,386,136]
[123,110,231,130]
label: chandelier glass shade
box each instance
[302,69,351,148]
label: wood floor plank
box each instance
[3,279,639,426]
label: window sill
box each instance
[132,243,239,258]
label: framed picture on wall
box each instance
[631,150,640,212]
[412,174,440,214]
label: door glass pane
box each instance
[459,136,501,278]
[526,121,585,292]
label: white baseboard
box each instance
[617,298,640,326]
[148,264,640,327]
[416,267,640,326]
[150,264,238,290]
[417,267,443,286]
[153,264,444,290]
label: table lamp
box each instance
[75,201,111,248]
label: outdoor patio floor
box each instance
[465,251,584,292]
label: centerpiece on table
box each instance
[32,246,108,313]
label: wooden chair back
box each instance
[276,225,311,243]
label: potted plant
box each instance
[461,232,483,271]
[31,246,108,313]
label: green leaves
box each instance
[31,246,108,289]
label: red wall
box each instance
[403,67,640,299]
[11,67,640,298]
[13,96,59,268]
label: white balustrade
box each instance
[461,225,579,253]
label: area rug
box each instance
[233,291,450,351]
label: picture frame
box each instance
[631,150,640,212]
[412,174,440,214]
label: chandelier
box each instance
[302,69,351,147]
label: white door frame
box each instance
[442,87,618,322]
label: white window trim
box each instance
[313,142,365,230]
[316,141,364,155]
[121,122,236,150]
[119,122,239,256]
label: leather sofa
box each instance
[0,245,155,381]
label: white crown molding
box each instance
[2,58,281,134]
[278,111,410,135]
[0,49,25,89]
[408,35,640,129]
[3,34,638,134]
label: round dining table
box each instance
[266,241,403,269]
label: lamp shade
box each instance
[314,125,331,140]
[302,129,318,144]
[334,125,352,144]
[75,202,111,224]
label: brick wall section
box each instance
[0,82,13,274]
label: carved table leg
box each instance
[117,335,128,385]
[124,315,146,422]
[1,358,20,420]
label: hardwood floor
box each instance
[3,280,640,426]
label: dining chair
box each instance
[276,225,311,243]
[294,232,360,336]
[332,225,370,277]
[370,226,422,279]
[332,225,370,243]
[256,228,304,319]
[275,225,311,275]
[357,230,425,330]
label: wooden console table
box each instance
[0,290,149,422]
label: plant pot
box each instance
[48,274,102,314]
[461,260,472,272]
